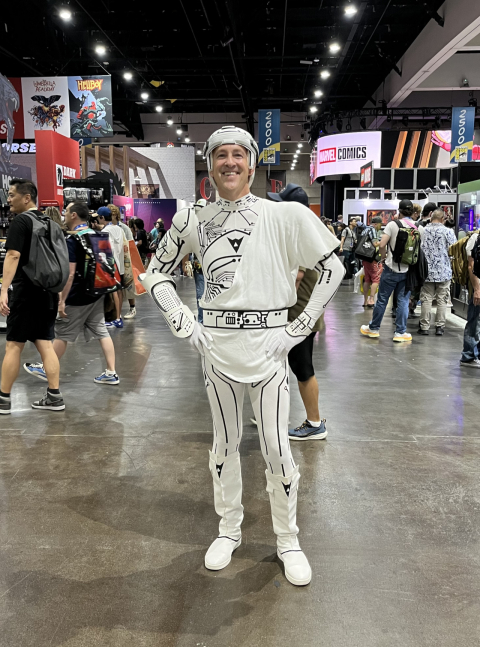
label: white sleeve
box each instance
[148,208,195,275]
[286,253,345,336]
[289,204,340,269]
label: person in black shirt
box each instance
[134,218,149,266]
[0,178,64,414]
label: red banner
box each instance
[34,130,80,209]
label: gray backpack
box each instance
[22,212,69,293]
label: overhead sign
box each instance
[360,161,374,187]
[258,109,280,166]
[35,130,80,208]
[450,107,475,163]
[315,131,382,179]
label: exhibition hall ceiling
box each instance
[2,0,444,138]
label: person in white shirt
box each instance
[460,230,480,367]
[360,199,418,342]
[97,206,124,329]
[142,126,345,586]
[108,204,137,320]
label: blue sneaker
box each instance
[94,371,120,385]
[105,318,123,328]
[23,362,48,382]
[289,419,327,441]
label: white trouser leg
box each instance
[203,359,245,570]
[265,466,312,586]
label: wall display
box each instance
[450,107,475,163]
[438,203,455,220]
[366,209,397,225]
[133,198,177,233]
[35,130,80,208]
[68,76,112,138]
[258,109,280,166]
[196,170,216,204]
[266,170,286,194]
[21,77,70,138]
[315,131,382,179]
[112,195,134,220]
[0,163,32,194]
[360,161,374,188]
[132,183,159,199]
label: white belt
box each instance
[203,309,288,330]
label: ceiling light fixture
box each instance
[300,60,313,65]
[344,4,357,16]
[123,71,133,81]
[329,42,341,54]
[140,92,149,100]
[185,137,190,142]
[298,143,303,148]
[320,70,331,79]
[167,117,173,125]
[95,45,106,55]
[314,90,323,98]
[59,8,72,21]
[155,105,163,112]
[309,106,318,113]
[197,149,202,155]
[176,127,183,135]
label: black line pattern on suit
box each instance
[212,365,241,440]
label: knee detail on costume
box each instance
[209,450,241,481]
[265,465,300,497]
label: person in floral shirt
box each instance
[418,209,456,336]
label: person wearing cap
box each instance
[142,126,345,586]
[360,199,417,342]
[267,184,329,442]
[362,216,384,308]
[418,202,437,230]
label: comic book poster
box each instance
[21,77,70,138]
[68,76,113,139]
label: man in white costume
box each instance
[141,126,344,586]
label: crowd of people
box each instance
[0,120,479,592]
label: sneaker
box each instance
[460,358,480,368]
[393,332,412,342]
[435,327,445,336]
[0,394,11,415]
[360,325,380,338]
[23,362,48,382]
[31,391,65,411]
[289,419,327,441]
[112,318,123,329]
[124,308,136,319]
[417,328,429,336]
[94,371,120,385]
[105,320,115,327]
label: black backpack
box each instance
[355,227,377,263]
[22,212,69,293]
[472,234,480,278]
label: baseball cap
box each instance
[398,199,413,211]
[97,206,112,218]
[422,201,437,216]
[267,183,309,207]
[371,216,383,224]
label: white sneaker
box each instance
[460,358,480,368]
[124,307,136,319]
[205,536,241,570]
[393,332,412,342]
[277,542,312,586]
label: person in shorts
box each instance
[362,216,384,308]
[0,178,65,414]
[23,202,120,386]
[267,183,333,441]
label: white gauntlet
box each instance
[140,273,196,338]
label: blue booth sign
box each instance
[258,109,280,166]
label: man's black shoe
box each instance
[435,327,445,336]
[417,328,429,335]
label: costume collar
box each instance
[217,193,259,211]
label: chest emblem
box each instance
[228,237,244,253]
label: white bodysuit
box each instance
[148,193,340,382]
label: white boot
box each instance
[265,466,312,586]
[205,450,243,571]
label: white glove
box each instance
[189,321,213,356]
[265,328,305,362]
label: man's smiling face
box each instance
[211,144,253,198]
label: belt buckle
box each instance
[239,311,265,328]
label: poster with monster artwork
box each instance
[68,75,113,139]
[21,77,70,138]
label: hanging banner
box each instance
[21,77,70,138]
[266,170,286,194]
[360,161,374,187]
[0,77,24,141]
[258,109,280,166]
[450,107,475,163]
[35,130,80,208]
[68,75,113,138]
[196,170,216,203]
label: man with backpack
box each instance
[360,199,420,342]
[339,218,357,278]
[359,216,384,308]
[23,201,120,385]
[460,230,480,368]
[0,178,66,414]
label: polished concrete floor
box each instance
[0,279,479,647]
